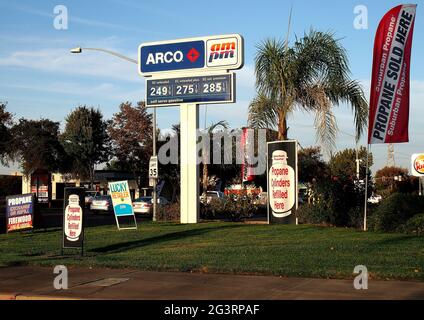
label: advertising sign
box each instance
[368,4,417,144]
[6,193,34,233]
[108,180,137,230]
[108,180,134,216]
[411,153,424,176]
[267,141,298,224]
[62,187,84,249]
[146,73,234,106]
[139,34,244,76]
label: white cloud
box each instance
[0,48,141,82]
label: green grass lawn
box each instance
[1,222,423,280]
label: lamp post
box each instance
[70,46,158,221]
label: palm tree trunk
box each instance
[277,110,288,140]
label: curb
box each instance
[0,292,80,300]
[0,293,18,300]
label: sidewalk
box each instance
[1,266,424,300]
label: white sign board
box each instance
[149,156,158,179]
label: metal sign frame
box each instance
[139,34,244,76]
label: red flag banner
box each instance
[241,128,254,183]
[368,4,417,144]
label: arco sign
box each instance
[139,34,244,76]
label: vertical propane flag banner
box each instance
[108,180,134,217]
[241,128,254,183]
[368,4,417,144]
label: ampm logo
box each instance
[206,37,239,67]
[209,42,236,62]
[139,34,244,76]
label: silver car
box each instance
[90,195,113,213]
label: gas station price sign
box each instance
[146,73,234,106]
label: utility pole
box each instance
[387,143,395,167]
[152,107,157,221]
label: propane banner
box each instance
[411,153,424,176]
[267,140,298,224]
[6,193,34,233]
[368,4,417,144]
[62,187,84,249]
[241,127,254,183]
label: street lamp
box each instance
[70,46,158,221]
[70,47,138,64]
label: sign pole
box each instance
[180,103,199,223]
[152,106,157,222]
[363,144,370,231]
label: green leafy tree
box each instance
[375,166,409,193]
[108,101,153,192]
[248,30,368,151]
[298,146,328,183]
[11,118,67,174]
[0,102,13,165]
[329,146,372,180]
[61,106,110,188]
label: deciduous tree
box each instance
[108,101,153,192]
[61,106,110,188]
[0,102,13,165]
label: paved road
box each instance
[1,266,423,300]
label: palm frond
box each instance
[248,93,278,130]
[313,104,338,153]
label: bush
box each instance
[368,193,424,232]
[200,196,257,221]
[402,214,424,236]
[297,202,333,225]
[297,201,363,228]
[156,201,180,222]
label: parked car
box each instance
[85,191,100,207]
[90,195,113,213]
[200,191,225,204]
[132,196,169,214]
[367,195,382,204]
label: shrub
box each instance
[403,214,424,236]
[368,193,424,232]
[156,201,180,222]
[200,195,257,221]
[296,202,333,225]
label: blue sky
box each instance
[0,0,423,174]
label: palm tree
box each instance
[248,30,368,151]
[202,120,229,194]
